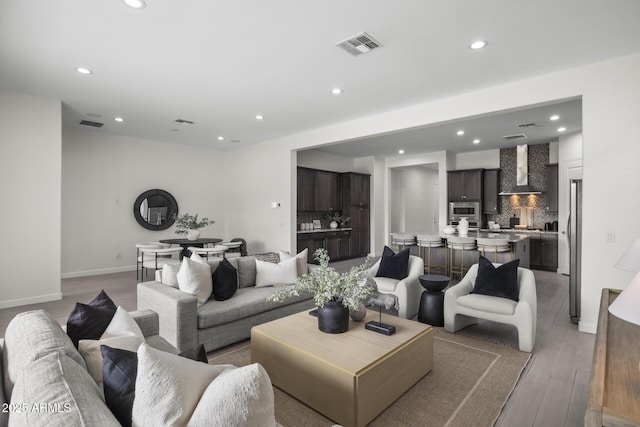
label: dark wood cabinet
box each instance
[529,233,558,271]
[448,169,483,201]
[316,170,342,212]
[545,164,558,214]
[343,173,370,257]
[297,167,342,213]
[297,168,317,212]
[325,230,351,260]
[483,169,501,214]
[297,232,326,263]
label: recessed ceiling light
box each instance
[557,127,566,132]
[255,115,264,120]
[122,0,146,9]
[550,115,560,121]
[114,117,124,123]
[331,88,343,95]
[469,40,487,50]
[75,67,92,75]
[473,139,480,144]
[457,130,465,136]
[217,136,224,141]
[398,149,405,154]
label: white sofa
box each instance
[367,255,424,319]
[443,263,537,352]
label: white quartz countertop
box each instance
[297,227,352,234]
[441,230,531,242]
[480,228,559,235]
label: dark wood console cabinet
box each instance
[342,172,370,258]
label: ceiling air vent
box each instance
[516,122,541,128]
[336,32,382,56]
[79,120,104,128]
[174,119,195,125]
[502,133,527,141]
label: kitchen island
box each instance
[440,230,531,268]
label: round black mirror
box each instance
[133,189,178,231]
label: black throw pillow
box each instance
[375,246,410,280]
[178,344,209,363]
[212,258,238,301]
[66,290,117,347]
[471,256,520,301]
[101,345,137,427]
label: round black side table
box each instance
[417,274,450,327]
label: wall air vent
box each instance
[502,133,527,141]
[336,32,382,56]
[79,120,104,128]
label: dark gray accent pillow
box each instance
[376,246,410,280]
[471,256,520,301]
[66,290,117,348]
[101,345,137,427]
[212,258,238,301]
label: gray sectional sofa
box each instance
[0,309,176,427]
[137,255,315,352]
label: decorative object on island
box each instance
[268,248,375,334]
[457,217,469,235]
[609,237,640,329]
[173,213,214,241]
[324,212,351,229]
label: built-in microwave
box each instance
[449,201,480,227]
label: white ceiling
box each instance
[1,1,639,156]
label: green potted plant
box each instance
[173,213,214,241]
[324,212,351,229]
[268,248,375,333]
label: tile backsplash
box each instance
[487,143,558,229]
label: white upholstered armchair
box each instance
[367,255,424,319]
[444,263,537,352]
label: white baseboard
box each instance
[62,265,136,279]
[0,292,62,310]
[578,321,597,334]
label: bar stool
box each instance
[446,236,476,280]
[416,234,445,274]
[219,241,242,258]
[476,238,512,262]
[390,233,417,252]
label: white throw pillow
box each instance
[177,256,213,306]
[132,343,235,427]
[188,363,276,427]
[78,306,145,385]
[255,257,298,287]
[278,248,308,276]
[161,263,179,288]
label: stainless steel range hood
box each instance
[499,144,542,195]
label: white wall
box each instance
[454,149,500,170]
[223,53,640,333]
[61,128,225,277]
[296,149,354,172]
[0,90,62,308]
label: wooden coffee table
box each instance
[251,309,433,427]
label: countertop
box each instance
[297,227,352,234]
[481,228,560,235]
[441,230,531,242]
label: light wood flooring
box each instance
[0,263,593,427]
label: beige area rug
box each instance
[208,328,531,427]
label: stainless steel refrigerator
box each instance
[569,179,582,323]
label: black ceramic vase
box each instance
[317,300,349,333]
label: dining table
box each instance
[159,237,222,259]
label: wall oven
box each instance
[449,201,480,228]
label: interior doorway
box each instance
[389,164,440,234]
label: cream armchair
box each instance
[367,255,424,319]
[444,263,537,352]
